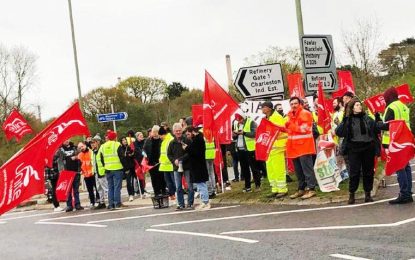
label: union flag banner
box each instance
[317,82,331,134]
[396,83,414,104]
[2,109,33,142]
[385,120,415,176]
[337,70,355,92]
[287,73,305,98]
[255,118,280,161]
[364,94,386,114]
[55,170,76,202]
[192,104,203,127]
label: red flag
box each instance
[203,71,239,144]
[364,94,386,114]
[255,119,280,161]
[23,102,90,167]
[396,83,414,104]
[55,170,76,202]
[192,104,203,127]
[287,73,305,98]
[2,109,33,142]
[0,138,47,215]
[134,159,145,182]
[317,82,331,134]
[213,138,223,184]
[385,120,415,176]
[325,98,334,114]
[141,157,155,173]
[337,70,355,92]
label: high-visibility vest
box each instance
[268,111,288,150]
[331,110,344,145]
[205,140,216,160]
[243,118,255,152]
[159,133,174,172]
[286,107,316,158]
[382,100,410,145]
[312,112,323,134]
[92,149,106,177]
[100,141,123,171]
[78,150,94,177]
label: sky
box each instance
[0,0,414,120]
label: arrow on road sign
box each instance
[236,69,250,96]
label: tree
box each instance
[378,37,415,77]
[118,76,167,103]
[166,82,188,100]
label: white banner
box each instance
[313,149,343,192]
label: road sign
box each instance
[234,63,285,100]
[301,35,337,93]
[97,112,128,123]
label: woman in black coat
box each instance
[119,137,136,201]
[336,98,387,204]
[184,126,211,210]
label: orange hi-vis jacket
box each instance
[78,149,94,178]
[285,106,316,159]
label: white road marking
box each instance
[152,196,414,228]
[330,254,371,260]
[35,222,107,228]
[221,217,415,234]
[0,221,6,224]
[38,206,154,222]
[0,211,63,221]
[146,228,258,244]
[387,180,415,187]
[2,210,37,216]
[330,254,372,260]
[88,205,240,224]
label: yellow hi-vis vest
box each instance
[159,133,174,172]
[205,140,216,160]
[312,112,323,134]
[243,118,255,152]
[100,140,123,171]
[268,112,287,150]
[92,149,106,177]
[382,100,411,145]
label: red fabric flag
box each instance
[325,98,334,114]
[213,138,223,184]
[141,157,155,173]
[23,102,90,167]
[192,104,203,127]
[364,94,386,114]
[255,118,281,161]
[134,160,145,181]
[396,83,414,104]
[337,70,355,92]
[287,73,305,98]
[317,82,331,134]
[0,138,47,215]
[203,71,239,144]
[55,170,76,202]
[385,120,415,176]
[2,109,33,142]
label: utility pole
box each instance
[67,0,83,112]
[110,102,117,132]
[37,105,41,122]
[295,0,304,38]
[225,55,233,93]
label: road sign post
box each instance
[234,63,285,100]
[301,35,337,93]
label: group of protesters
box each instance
[45,85,413,213]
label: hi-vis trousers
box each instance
[266,149,287,193]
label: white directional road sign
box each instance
[234,63,285,100]
[301,35,338,93]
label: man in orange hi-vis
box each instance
[285,97,317,200]
[78,141,100,209]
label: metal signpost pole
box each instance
[111,103,117,132]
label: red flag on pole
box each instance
[141,157,155,173]
[396,83,414,104]
[213,138,223,184]
[255,119,281,161]
[0,138,47,215]
[337,70,355,92]
[203,71,239,144]
[192,104,203,127]
[364,94,386,114]
[2,108,33,142]
[317,82,331,134]
[55,170,76,202]
[287,73,305,98]
[385,120,415,176]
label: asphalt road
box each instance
[1,171,414,259]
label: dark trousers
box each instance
[293,155,317,190]
[125,168,137,196]
[66,174,81,208]
[163,172,176,196]
[396,163,412,198]
[220,144,229,183]
[231,150,240,180]
[84,176,99,205]
[238,150,261,189]
[149,166,166,196]
[348,147,375,193]
[50,177,60,208]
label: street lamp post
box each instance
[67,0,83,112]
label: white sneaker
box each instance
[54,207,63,212]
[129,196,134,202]
[194,192,200,199]
[204,202,211,210]
[225,186,232,191]
[196,202,211,211]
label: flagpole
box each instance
[137,176,143,199]
[220,163,224,194]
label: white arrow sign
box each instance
[234,63,285,99]
[302,37,333,68]
[305,72,336,92]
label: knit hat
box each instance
[158,127,167,136]
[106,130,117,141]
[383,87,399,105]
[261,101,274,109]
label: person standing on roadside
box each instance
[120,137,136,202]
[158,127,176,200]
[134,131,147,195]
[91,135,107,209]
[78,141,100,209]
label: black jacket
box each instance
[59,143,80,172]
[167,136,191,171]
[143,137,161,166]
[185,133,209,183]
[133,139,145,163]
[119,144,135,170]
[335,113,387,156]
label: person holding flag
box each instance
[158,127,176,200]
[381,87,413,204]
[261,101,288,198]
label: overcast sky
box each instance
[1,0,414,120]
